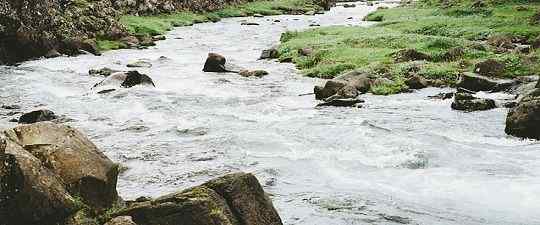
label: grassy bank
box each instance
[97,0,321,50]
[278,0,540,95]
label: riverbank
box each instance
[277,0,540,94]
[0,0,330,64]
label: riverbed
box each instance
[1,1,539,224]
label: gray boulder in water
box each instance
[18,109,57,124]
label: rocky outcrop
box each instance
[474,59,505,77]
[0,0,128,64]
[505,89,540,139]
[0,122,120,225]
[114,172,283,225]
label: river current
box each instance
[1,1,539,224]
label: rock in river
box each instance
[203,53,228,72]
[18,109,58,124]
[505,89,540,139]
[259,47,279,60]
[113,172,283,225]
[456,72,515,92]
[239,70,269,78]
[93,71,155,91]
[451,92,496,112]
[317,98,364,107]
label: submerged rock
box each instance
[239,70,269,78]
[126,60,152,68]
[505,89,540,139]
[18,109,57,124]
[317,98,364,107]
[89,67,122,77]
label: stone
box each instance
[93,71,155,90]
[45,49,62,58]
[3,122,120,210]
[342,3,356,8]
[259,47,279,60]
[18,109,57,124]
[89,68,121,77]
[456,73,498,92]
[314,80,348,100]
[505,89,540,139]
[298,47,313,56]
[405,75,428,89]
[238,70,269,78]
[451,93,496,111]
[126,60,152,68]
[104,216,138,225]
[393,49,431,62]
[202,173,283,225]
[0,135,79,225]
[203,53,227,72]
[317,98,364,107]
[241,22,260,26]
[474,59,505,77]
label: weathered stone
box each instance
[451,93,496,112]
[89,68,122,77]
[505,89,540,139]
[474,59,505,77]
[116,187,238,225]
[314,80,348,100]
[93,71,155,90]
[0,135,80,225]
[405,75,428,89]
[3,122,119,210]
[456,73,498,92]
[104,216,138,225]
[298,47,313,56]
[393,49,430,62]
[238,70,269,78]
[127,60,152,68]
[19,109,57,124]
[259,47,279,60]
[202,173,283,225]
[203,53,227,72]
[317,98,364,107]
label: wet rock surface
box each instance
[451,92,496,112]
[505,89,540,139]
[18,109,58,124]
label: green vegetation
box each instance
[120,0,320,36]
[278,0,540,95]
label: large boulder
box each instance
[3,122,119,210]
[259,47,279,60]
[115,173,282,225]
[0,135,80,225]
[505,89,540,139]
[336,70,373,93]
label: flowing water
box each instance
[1,1,540,224]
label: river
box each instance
[1,1,539,224]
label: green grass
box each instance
[119,0,320,37]
[278,0,540,94]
